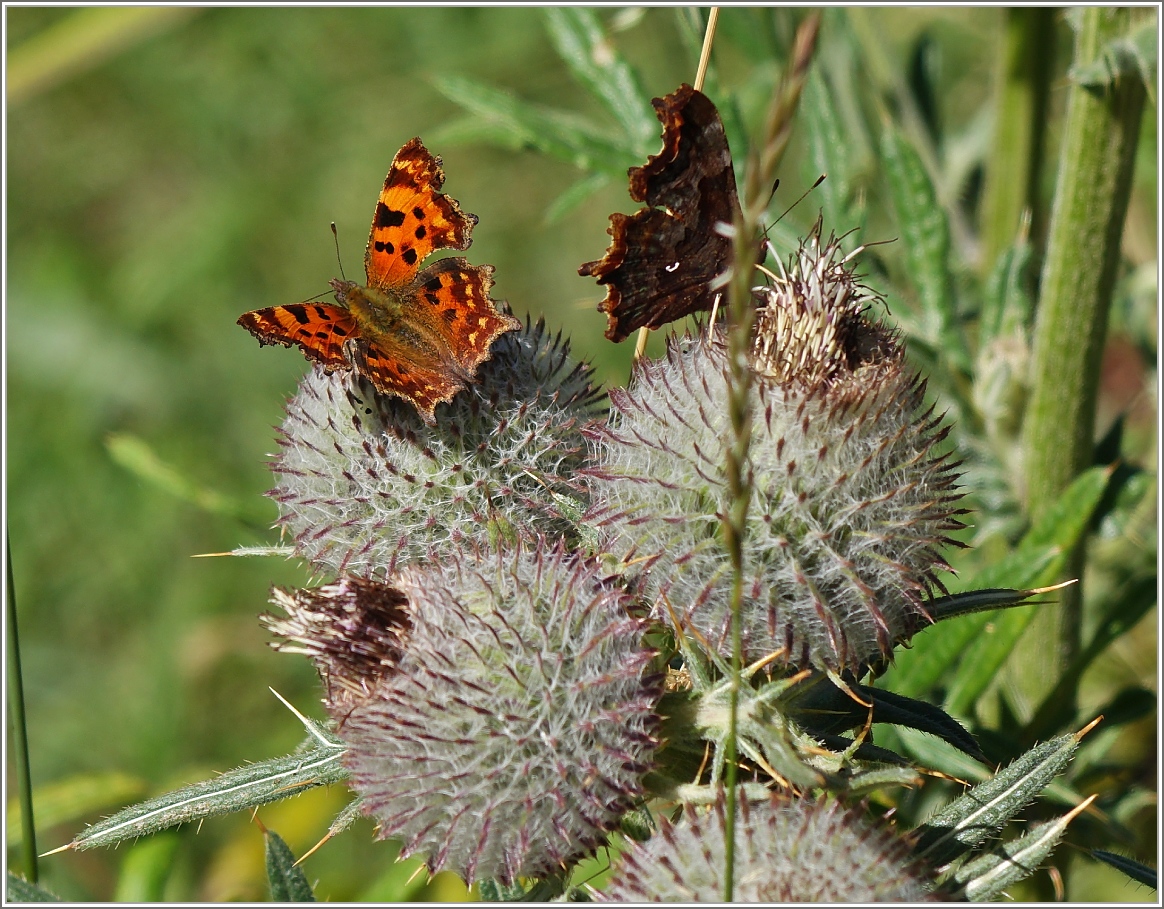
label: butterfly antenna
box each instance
[330,222,348,282]
[766,173,826,236]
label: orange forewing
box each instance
[364,138,477,289]
[237,303,357,369]
[239,137,519,424]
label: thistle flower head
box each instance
[586,223,965,671]
[262,577,410,713]
[599,792,944,902]
[331,542,661,885]
[270,320,602,578]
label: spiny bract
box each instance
[270,319,602,578]
[337,542,662,885]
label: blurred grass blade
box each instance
[7,7,196,106]
[105,432,261,526]
[7,772,148,850]
[6,533,37,881]
[544,171,611,224]
[430,73,635,174]
[1089,849,1158,890]
[5,873,59,902]
[944,466,1112,715]
[113,833,179,902]
[914,730,1082,865]
[542,8,655,153]
[957,803,1091,901]
[265,828,316,902]
[68,736,346,851]
[880,125,971,373]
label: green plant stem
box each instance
[720,14,820,900]
[979,8,1055,271]
[1015,7,1146,712]
[7,532,38,881]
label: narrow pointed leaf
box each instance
[69,736,346,850]
[914,730,1080,864]
[544,171,611,225]
[1089,850,1158,890]
[880,125,970,372]
[957,812,1079,901]
[266,828,316,902]
[979,239,1034,349]
[6,874,60,902]
[431,74,635,174]
[542,8,654,153]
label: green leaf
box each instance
[1089,850,1158,890]
[956,811,1081,901]
[1070,19,1158,94]
[880,125,971,372]
[542,8,654,154]
[265,827,316,902]
[544,171,612,225]
[430,74,635,175]
[69,734,347,850]
[943,466,1112,715]
[801,68,863,236]
[979,237,1034,350]
[5,873,60,902]
[913,730,1081,865]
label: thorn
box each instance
[1076,715,1104,740]
[294,830,333,866]
[1026,578,1079,595]
[190,551,234,558]
[269,687,337,748]
[40,842,74,857]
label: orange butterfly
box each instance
[238,138,521,423]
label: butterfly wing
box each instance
[345,337,467,425]
[408,257,522,373]
[365,138,478,290]
[238,303,358,368]
[579,84,740,343]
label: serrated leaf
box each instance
[880,126,970,372]
[6,873,60,902]
[544,171,611,225]
[266,827,316,902]
[913,730,1080,865]
[542,8,654,154]
[69,736,346,850]
[430,74,635,175]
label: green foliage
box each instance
[264,828,316,902]
[9,6,1154,901]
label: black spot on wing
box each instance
[375,240,395,254]
[424,276,443,292]
[375,203,406,228]
[289,306,311,325]
[415,225,426,240]
[412,206,425,220]
[402,248,418,266]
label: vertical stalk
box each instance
[1014,7,1146,714]
[979,8,1055,271]
[720,14,820,900]
[7,532,39,881]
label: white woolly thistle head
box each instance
[270,319,602,578]
[586,223,966,672]
[318,542,662,885]
[598,791,945,902]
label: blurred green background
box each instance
[6,7,1156,901]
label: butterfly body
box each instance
[239,138,519,423]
